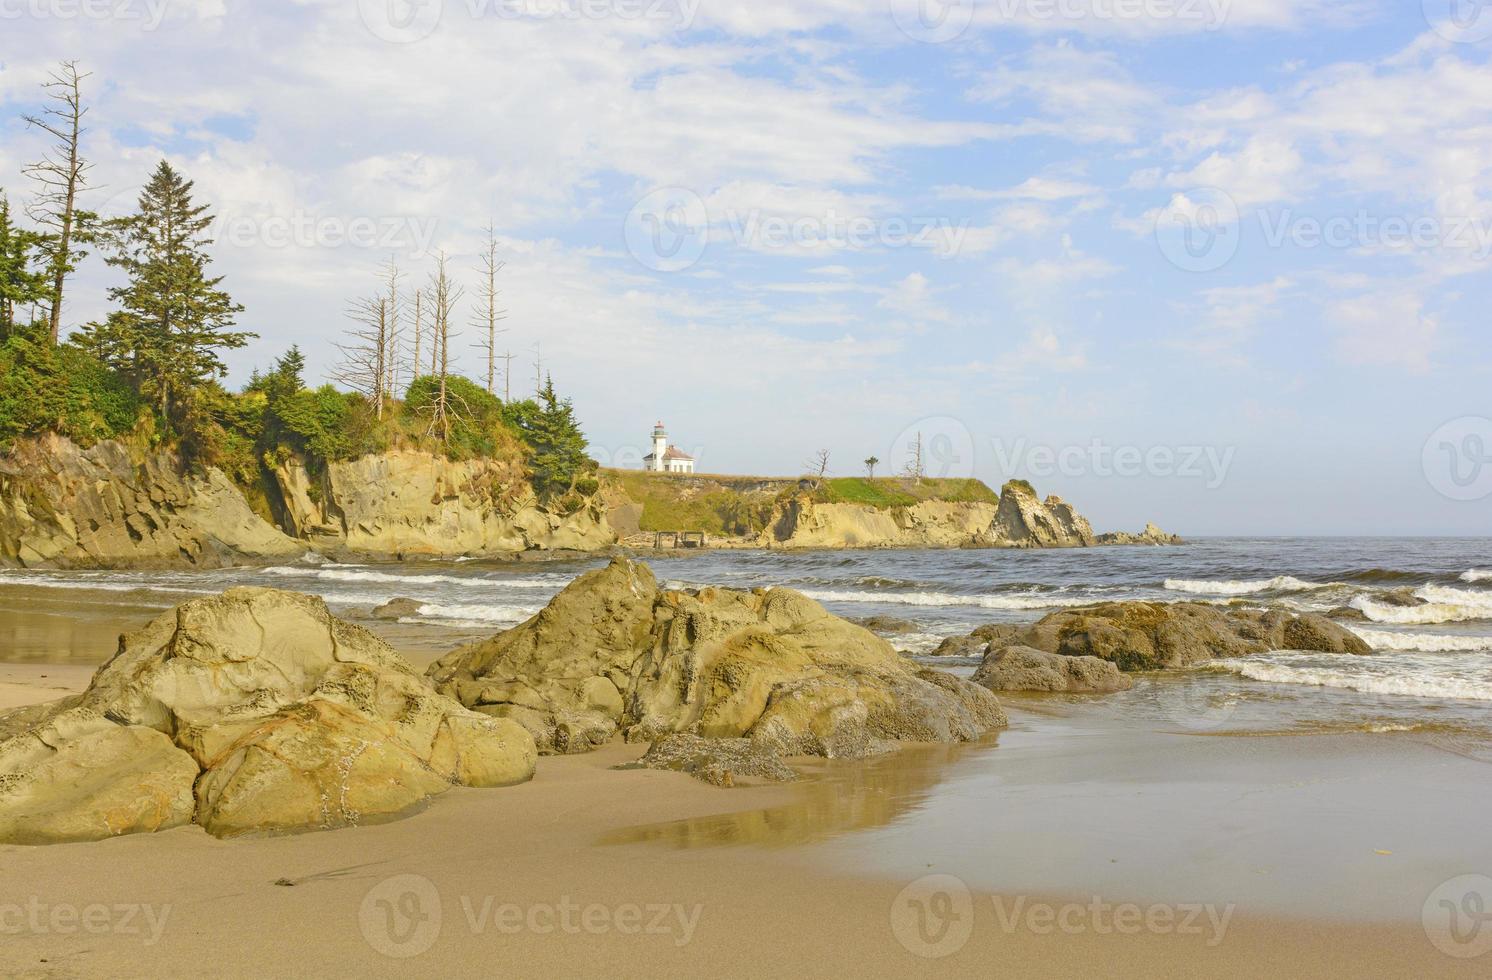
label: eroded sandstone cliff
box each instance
[270,450,614,559]
[0,434,301,568]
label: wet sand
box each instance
[2,664,1487,978]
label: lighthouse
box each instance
[642,421,696,474]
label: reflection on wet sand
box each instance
[600,735,1002,849]
[0,588,162,664]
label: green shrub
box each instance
[0,330,141,449]
[270,385,382,464]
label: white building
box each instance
[643,421,695,474]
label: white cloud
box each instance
[1328,290,1438,374]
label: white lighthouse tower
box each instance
[643,421,696,474]
[652,421,668,467]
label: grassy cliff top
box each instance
[601,470,999,535]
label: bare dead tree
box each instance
[502,349,515,403]
[23,61,92,344]
[410,288,424,381]
[470,223,507,395]
[332,285,395,419]
[904,432,924,485]
[531,340,543,397]
[804,449,831,490]
[424,252,465,443]
[382,257,403,398]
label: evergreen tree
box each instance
[0,193,50,337]
[81,161,251,431]
[525,374,590,497]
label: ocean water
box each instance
[2,537,1490,745]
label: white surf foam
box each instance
[1351,585,1492,625]
[261,566,563,590]
[1462,570,1492,583]
[0,574,214,597]
[413,601,543,624]
[801,588,1089,611]
[1163,576,1332,596]
[1347,627,1492,653]
[1223,658,1492,702]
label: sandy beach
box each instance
[1,656,1486,979]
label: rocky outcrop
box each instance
[272,451,614,559]
[1098,523,1184,546]
[428,558,1006,759]
[991,482,1097,548]
[0,588,536,844]
[630,734,799,787]
[756,480,1172,551]
[0,435,302,569]
[972,646,1132,694]
[934,601,1371,671]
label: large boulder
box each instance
[428,558,1006,758]
[941,601,1370,672]
[972,646,1133,694]
[0,588,536,844]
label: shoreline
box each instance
[1,671,1479,978]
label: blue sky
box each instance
[2,0,1490,535]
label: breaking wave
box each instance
[801,588,1090,611]
[1463,570,1492,583]
[410,601,543,624]
[1163,576,1332,596]
[1223,657,1492,702]
[261,566,562,590]
[1350,585,1492,625]
[1348,627,1492,653]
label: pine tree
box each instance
[82,161,251,430]
[526,374,590,498]
[0,193,50,337]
